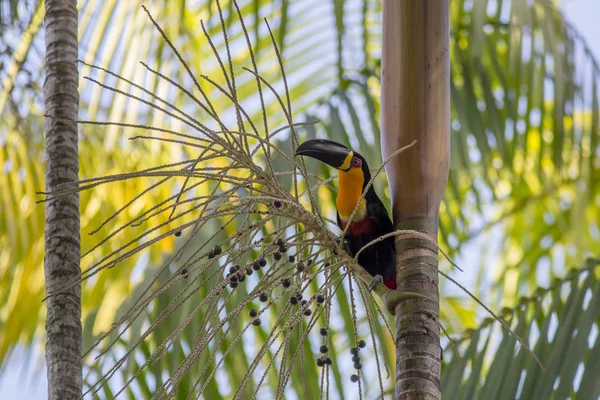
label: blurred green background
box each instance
[0,0,599,398]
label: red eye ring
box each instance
[351,157,361,167]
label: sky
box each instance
[562,0,600,62]
[1,0,600,399]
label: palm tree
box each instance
[42,0,81,398]
[1,0,599,398]
[381,1,450,398]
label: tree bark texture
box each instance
[44,0,81,398]
[380,1,450,399]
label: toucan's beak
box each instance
[295,139,353,171]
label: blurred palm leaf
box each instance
[442,258,600,399]
[0,121,183,366]
[0,0,599,398]
[442,1,600,310]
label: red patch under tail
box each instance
[384,277,397,290]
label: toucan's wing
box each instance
[366,198,395,235]
[367,196,397,287]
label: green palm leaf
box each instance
[442,259,600,399]
[1,0,599,398]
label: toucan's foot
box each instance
[368,274,384,292]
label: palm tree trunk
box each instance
[44,0,81,398]
[380,1,450,399]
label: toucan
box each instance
[296,139,397,290]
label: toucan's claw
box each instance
[368,274,384,292]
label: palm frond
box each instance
[36,6,403,398]
[442,258,600,399]
[1,0,599,397]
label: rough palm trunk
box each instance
[380,1,450,399]
[44,0,81,398]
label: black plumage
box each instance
[335,153,397,289]
[296,139,397,290]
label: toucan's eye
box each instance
[351,157,361,167]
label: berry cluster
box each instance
[275,238,288,253]
[349,340,367,382]
[248,309,261,326]
[207,244,222,259]
[225,265,243,288]
[316,328,332,367]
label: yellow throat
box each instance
[336,165,366,222]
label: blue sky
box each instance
[563,0,600,61]
[1,0,600,398]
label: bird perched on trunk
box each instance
[296,139,397,290]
